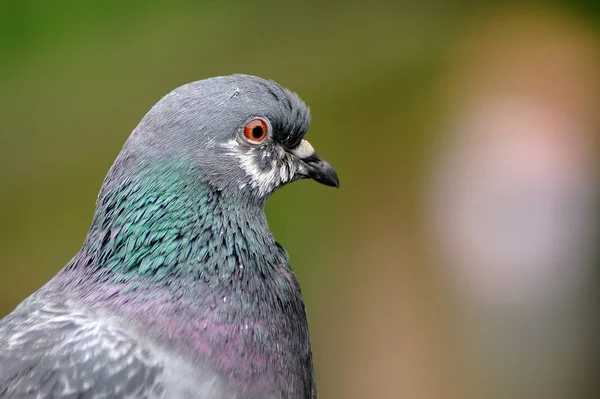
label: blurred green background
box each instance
[1,1,599,398]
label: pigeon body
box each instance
[0,75,338,398]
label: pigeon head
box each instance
[118,74,338,201]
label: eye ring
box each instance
[242,118,270,144]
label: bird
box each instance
[0,74,339,399]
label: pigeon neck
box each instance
[68,160,283,288]
[53,159,314,397]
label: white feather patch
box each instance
[221,140,296,196]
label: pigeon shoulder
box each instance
[0,293,165,399]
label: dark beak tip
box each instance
[316,176,339,188]
[307,160,339,188]
[329,173,340,189]
[297,151,339,189]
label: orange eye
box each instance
[243,119,269,143]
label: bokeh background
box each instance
[1,1,599,398]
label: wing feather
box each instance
[0,299,164,399]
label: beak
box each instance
[291,140,340,188]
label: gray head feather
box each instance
[115,74,318,199]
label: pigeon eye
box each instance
[243,119,269,143]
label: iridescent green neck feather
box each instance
[71,156,283,289]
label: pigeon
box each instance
[0,74,339,399]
